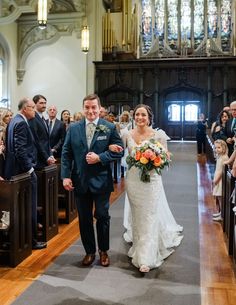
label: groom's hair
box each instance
[134,104,153,126]
[83,94,101,107]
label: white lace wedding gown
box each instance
[125,130,183,269]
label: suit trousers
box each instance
[75,189,111,254]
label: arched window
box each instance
[141,0,232,56]
[0,60,2,100]
[0,40,9,108]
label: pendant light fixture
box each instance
[37,0,48,29]
[81,25,90,53]
[81,1,89,53]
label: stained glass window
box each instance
[194,0,204,48]
[140,0,232,56]
[181,0,191,40]
[167,0,178,49]
[0,60,2,102]
[154,0,165,42]
[141,0,153,54]
[207,0,218,38]
[221,0,231,51]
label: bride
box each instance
[110,104,183,273]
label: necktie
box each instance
[41,115,48,130]
[231,118,236,133]
[49,120,53,133]
[86,123,96,147]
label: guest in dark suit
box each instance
[46,105,65,158]
[29,94,56,169]
[4,98,46,249]
[61,94,124,267]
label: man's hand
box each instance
[109,144,124,152]
[63,178,74,191]
[226,137,233,144]
[47,156,56,165]
[86,152,100,164]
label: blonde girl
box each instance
[212,139,229,221]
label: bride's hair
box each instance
[133,104,153,126]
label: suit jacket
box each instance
[4,114,37,179]
[46,118,65,158]
[29,112,51,169]
[61,118,124,194]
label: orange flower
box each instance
[153,155,162,167]
[135,151,142,160]
[140,156,149,164]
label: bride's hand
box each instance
[109,144,123,152]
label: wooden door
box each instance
[164,101,200,140]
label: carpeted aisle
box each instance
[12,142,200,305]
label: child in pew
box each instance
[212,139,229,221]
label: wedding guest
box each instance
[211,110,230,142]
[4,98,46,249]
[0,108,13,142]
[60,109,71,130]
[73,111,84,122]
[47,105,66,158]
[196,113,208,155]
[212,140,229,221]
[29,94,56,169]
[99,107,108,119]
[119,111,132,131]
[61,93,123,267]
[0,128,4,180]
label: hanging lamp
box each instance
[37,0,48,29]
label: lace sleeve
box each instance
[120,128,129,149]
[154,129,170,150]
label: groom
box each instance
[61,94,123,267]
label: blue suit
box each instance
[61,118,123,254]
[46,118,65,158]
[4,113,38,242]
[29,112,51,169]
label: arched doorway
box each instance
[162,88,205,140]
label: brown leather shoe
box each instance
[82,254,95,266]
[99,251,110,267]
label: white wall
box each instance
[18,33,87,118]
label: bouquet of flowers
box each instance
[126,138,171,183]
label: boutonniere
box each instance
[95,124,110,133]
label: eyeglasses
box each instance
[26,105,35,109]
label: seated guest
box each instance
[4,98,46,249]
[47,105,66,159]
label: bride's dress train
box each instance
[124,131,183,270]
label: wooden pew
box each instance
[0,173,32,267]
[222,164,228,233]
[222,166,236,255]
[206,133,216,164]
[233,203,236,265]
[36,165,58,242]
[57,163,77,224]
